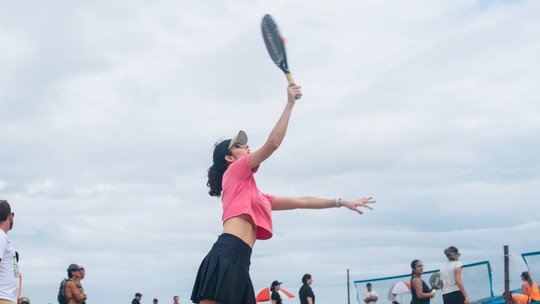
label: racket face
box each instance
[261,14,289,74]
[429,272,441,290]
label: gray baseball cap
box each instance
[228,130,248,149]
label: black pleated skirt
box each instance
[191,233,255,304]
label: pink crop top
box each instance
[221,153,275,240]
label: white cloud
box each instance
[1,0,539,303]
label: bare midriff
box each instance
[223,215,256,248]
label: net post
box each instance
[347,269,351,304]
[504,245,510,304]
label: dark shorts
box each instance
[191,233,255,304]
[443,290,465,304]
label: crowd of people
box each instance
[370,245,539,304]
[131,293,181,304]
[266,261,539,304]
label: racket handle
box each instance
[285,73,302,99]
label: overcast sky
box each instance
[1,1,539,303]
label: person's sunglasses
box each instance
[233,142,244,149]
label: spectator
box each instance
[270,280,283,304]
[299,274,315,304]
[0,200,20,304]
[132,293,142,304]
[410,260,435,304]
[65,264,87,304]
[511,271,540,304]
[363,283,378,304]
[440,246,469,304]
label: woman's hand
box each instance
[287,83,302,103]
[340,197,375,214]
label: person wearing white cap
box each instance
[190,84,375,304]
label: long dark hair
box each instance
[522,271,534,287]
[207,140,232,197]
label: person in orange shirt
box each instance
[512,271,540,304]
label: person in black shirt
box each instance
[271,280,283,304]
[410,260,435,304]
[132,292,142,304]
[299,274,315,304]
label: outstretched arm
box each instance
[249,83,302,168]
[271,196,374,214]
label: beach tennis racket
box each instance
[429,272,442,290]
[261,14,302,99]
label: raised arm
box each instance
[271,196,374,214]
[249,83,302,168]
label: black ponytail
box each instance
[207,140,232,197]
[207,162,229,197]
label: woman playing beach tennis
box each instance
[190,83,375,304]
